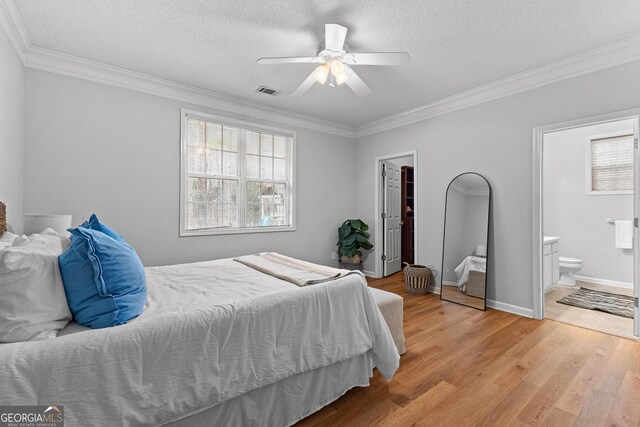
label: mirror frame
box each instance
[440,172,492,311]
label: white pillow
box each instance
[0,230,72,342]
[11,228,71,251]
[0,232,19,248]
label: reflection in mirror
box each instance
[440,172,491,310]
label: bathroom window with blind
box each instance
[179,109,295,236]
[587,131,634,195]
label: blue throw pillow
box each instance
[58,227,146,328]
[80,213,125,243]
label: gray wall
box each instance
[18,55,640,313]
[544,119,634,284]
[443,189,489,283]
[464,195,490,259]
[392,155,414,167]
[24,70,356,267]
[442,187,466,282]
[0,30,24,233]
[355,60,640,311]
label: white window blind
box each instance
[180,111,295,236]
[590,134,634,193]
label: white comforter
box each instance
[454,256,487,291]
[0,258,399,426]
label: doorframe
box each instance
[373,150,419,278]
[532,109,640,338]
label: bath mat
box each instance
[557,287,633,318]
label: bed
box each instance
[0,240,400,426]
[454,255,486,293]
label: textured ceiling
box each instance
[14,0,640,127]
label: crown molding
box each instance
[355,34,640,138]
[0,0,30,64]
[449,181,489,197]
[0,1,354,137]
[24,46,356,138]
[3,0,640,140]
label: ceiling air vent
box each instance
[256,86,279,96]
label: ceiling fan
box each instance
[257,24,410,97]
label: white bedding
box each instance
[454,256,487,291]
[0,258,399,426]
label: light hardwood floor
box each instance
[545,281,634,339]
[441,284,485,309]
[297,272,640,426]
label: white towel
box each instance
[615,220,633,249]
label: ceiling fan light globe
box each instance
[330,60,345,76]
[313,64,330,84]
[334,71,349,85]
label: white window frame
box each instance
[179,108,296,236]
[585,130,634,196]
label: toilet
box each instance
[558,257,583,286]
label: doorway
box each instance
[374,151,418,278]
[533,110,640,338]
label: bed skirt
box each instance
[164,352,374,427]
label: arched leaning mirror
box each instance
[441,172,491,310]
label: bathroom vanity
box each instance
[543,236,560,293]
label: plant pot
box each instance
[339,261,363,271]
[339,255,361,264]
[339,255,362,271]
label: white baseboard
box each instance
[442,281,533,317]
[487,299,534,318]
[368,276,532,317]
[574,275,633,290]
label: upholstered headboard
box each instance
[0,201,6,234]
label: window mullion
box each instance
[238,129,247,227]
[202,123,208,228]
[188,173,239,180]
[286,137,292,225]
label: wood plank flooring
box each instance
[296,272,640,426]
[440,284,485,310]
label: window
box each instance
[180,109,295,235]
[587,131,634,195]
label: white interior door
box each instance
[383,161,402,276]
[634,117,639,337]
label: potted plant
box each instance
[337,219,374,270]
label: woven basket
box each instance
[0,201,6,234]
[403,262,432,295]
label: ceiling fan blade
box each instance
[344,66,371,97]
[291,71,317,97]
[257,56,321,64]
[347,52,411,66]
[325,24,347,51]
